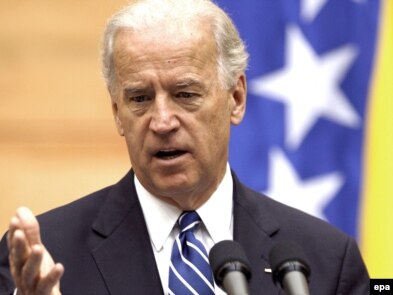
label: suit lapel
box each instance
[232,172,283,295]
[90,171,164,295]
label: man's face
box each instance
[110,25,246,209]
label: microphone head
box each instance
[269,240,311,286]
[209,240,252,287]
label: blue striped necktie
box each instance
[168,211,215,295]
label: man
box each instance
[0,0,369,294]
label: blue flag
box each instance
[217,0,381,239]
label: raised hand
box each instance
[7,207,64,295]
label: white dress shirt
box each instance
[136,163,234,294]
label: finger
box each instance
[10,229,31,276]
[22,244,44,290]
[7,216,22,250]
[16,207,42,246]
[36,263,64,295]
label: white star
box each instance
[250,26,361,149]
[301,0,328,22]
[264,148,344,220]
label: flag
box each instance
[215,0,390,277]
[360,0,393,278]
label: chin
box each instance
[153,176,198,196]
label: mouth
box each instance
[154,149,187,160]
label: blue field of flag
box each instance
[218,0,381,239]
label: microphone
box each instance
[209,240,252,295]
[269,241,311,295]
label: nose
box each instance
[149,97,180,134]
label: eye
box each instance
[174,91,203,109]
[176,92,196,99]
[130,95,151,103]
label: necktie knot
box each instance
[178,211,201,233]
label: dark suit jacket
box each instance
[0,170,369,294]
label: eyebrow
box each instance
[123,86,147,95]
[122,79,205,96]
[175,79,204,89]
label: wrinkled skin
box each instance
[110,25,246,210]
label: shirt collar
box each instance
[135,177,180,252]
[197,164,233,244]
[135,164,233,251]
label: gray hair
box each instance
[101,0,249,94]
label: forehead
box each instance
[112,23,218,76]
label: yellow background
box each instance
[360,0,393,278]
[0,0,132,234]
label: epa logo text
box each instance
[370,279,393,294]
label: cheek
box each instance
[119,112,145,153]
[194,104,231,152]
[209,98,232,134]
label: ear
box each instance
[230,74,247,125]
[111,97,125,136]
